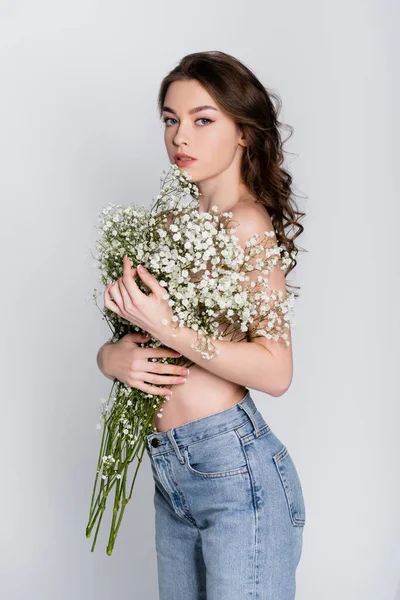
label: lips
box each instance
[174,153,196,161]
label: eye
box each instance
[162,117,177,126]
[196,118,213,126]
[162,117,214,127]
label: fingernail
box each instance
[138,265,146,273]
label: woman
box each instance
[97,51,306,599]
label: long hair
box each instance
[157,50,306,296]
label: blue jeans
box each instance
[146,389,306,599]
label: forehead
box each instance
[163,79,219,113]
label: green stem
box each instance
[90,496,106,553]
[86,386,162,554]
[88,412,108,518]
[104,407,156,555]
[106,475,121,555]
[86,472,119,537]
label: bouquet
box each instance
[86,164,296,555]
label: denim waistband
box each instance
[146,389,267,459]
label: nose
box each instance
[172,122,190,148]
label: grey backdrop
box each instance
[1,1,398,599]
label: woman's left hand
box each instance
[104,256,174,338]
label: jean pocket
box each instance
[183,429,249,478]
[273,445,306,527]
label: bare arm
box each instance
[148,203,294,396]
[96,332,190,396]
[97,341,115,380]
[153,325,290,396]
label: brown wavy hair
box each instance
[157,50,306,297]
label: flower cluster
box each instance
[149,188,296,357]
[94,164,295,357]
[86,164,296,555]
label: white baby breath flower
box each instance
[87,163,297,553]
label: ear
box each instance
[237,124,248,148]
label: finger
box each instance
[135,263,166,301]
[145,362,187,376]
[121,256,142,302]
[104,282,114,304]
[138,371,186,386]
[116,278,132,311]
[109,281,124,306]
[131,381,173,397]
[118,266,139,309]
[104,282,124,316]
[139,347,182,359]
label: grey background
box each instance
[0,1,398,599]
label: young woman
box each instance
[97,51,306,600]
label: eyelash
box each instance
[162,117,213,127]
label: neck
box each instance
[195,163,255,214]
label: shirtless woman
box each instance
[96,51,305,600]
[96,79,293,432]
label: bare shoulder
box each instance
[229,201,275,243]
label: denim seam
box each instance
[241,444,259,597]
[238,401,261,437]
[164,453,199,527]
[167,428,185,464]
[185,422,248,446]
[148,421,268,458]
[239,424,271,446]
[183,447,249,479]
[152,422,249,457]
[273,446,306,527]
[154,480,199,529]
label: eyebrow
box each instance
[162,104,219,116]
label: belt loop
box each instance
[238,398,260,437]
[167,429,185,464]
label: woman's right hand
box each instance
[97,332,190,397]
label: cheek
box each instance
[203,128,238,165]
[164,130,172,150]
[164,129,175,150]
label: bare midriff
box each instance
[153,323,249,432]
[153,363,248,432]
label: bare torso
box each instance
[153,196,269,432]
[153,334,249,432]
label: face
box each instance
[162,79,247,184]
